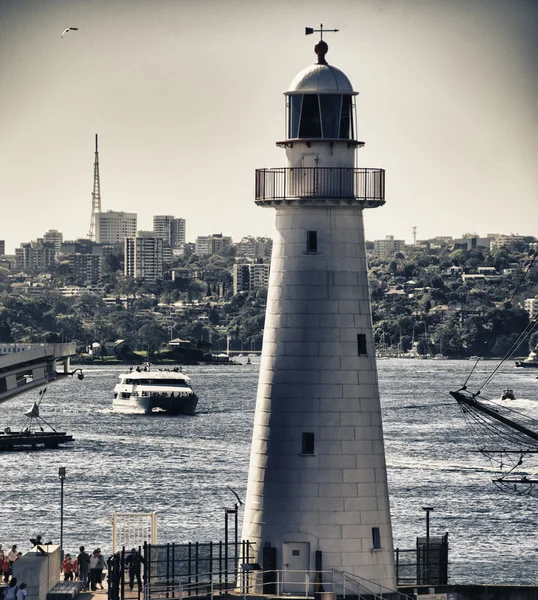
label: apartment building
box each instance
[372,235,405,258]
[15,240,56,271]
[233,263,270,295]
[195,233,232,256]
[124,231,164,281]
[68,254,102,284]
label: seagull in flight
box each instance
[61,27,79,38]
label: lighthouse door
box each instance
[301,154,319,197]
[282,542,310,594]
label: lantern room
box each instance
[284,40,359,142]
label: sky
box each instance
[0,0,536,254]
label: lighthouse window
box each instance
[339,95,354,140]
[357,334,367,355]
[298,95,322,138]
[372,527,381,550]
[289,95,303,138]
[319,95,342,138]
[306,231,318,253]
[302,432,315,455]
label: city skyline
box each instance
[1,0,536,254]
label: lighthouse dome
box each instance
[286,63,357,96]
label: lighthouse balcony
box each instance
[255,167,385,207]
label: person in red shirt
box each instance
[3,555,11,583]
[61,554,74,581]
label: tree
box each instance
[138,322,167,357]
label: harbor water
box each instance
[1,358,537,584]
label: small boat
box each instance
[500,388,515,401]
[515,350,538,368]
[113,364,198,415]
[0,388,73,451]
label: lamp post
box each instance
[422,506,433,584]
[59,467,66,556]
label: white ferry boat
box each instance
[113,366,198,415]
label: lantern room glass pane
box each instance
[340,95,353,139]
[289,95,303,138]
[319,95,342,138]
[298,95,322,138]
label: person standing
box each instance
[16,583,27,600]
[93,549,106,591]
[6,546,17,569]
[3,554,11,583]
[125,548,145,592]
[89,549,99,591]
[61,554,74,581]
[77,546,90,591]
[3,578,18,600]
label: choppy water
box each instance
[1,357,538,585]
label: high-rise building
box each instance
[194,233,232,256]
[43,229,63,256]
[98,211,137,245]
[171,218,186,249]
[153,215,186,250]
[233,263,270,294]
[15,241,56,271]
[0,241,5,256]
[373,235,405,257]
[68,254,102,284]
[124,231,164,281]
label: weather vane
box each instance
[305,23,339,40]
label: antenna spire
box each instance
[88,133,101,242]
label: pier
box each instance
[0,343,77,403]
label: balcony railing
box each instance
[255,167,385,206]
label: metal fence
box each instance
[107,540,253,600]
[255,167,385,204]
[395,534,449,586]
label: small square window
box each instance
[292,550,300,556]
[372,527,381,550]
[306,231,318,253]
[357,334,367,355]
[302,432,315,455]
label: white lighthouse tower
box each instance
[241,33,397,594]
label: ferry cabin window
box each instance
[357,334,367,355]
[372,527,381,550]
[302,432,315,455]
[306,231,318,253]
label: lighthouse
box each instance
[241,33,397,594]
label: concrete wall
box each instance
[12,545,61,600]
[401,585,538,600]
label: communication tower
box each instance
[88,134,101,242]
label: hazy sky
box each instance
[0,0,536,253]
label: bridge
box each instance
[0,343,77,403]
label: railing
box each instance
[240,568,413,600]
[255,167,385,205]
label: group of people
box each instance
[61,547,107,591]
[0,545,22,584]
[1,543,27,600]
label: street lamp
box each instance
[422,506,434,584]
[59,467,67,555]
